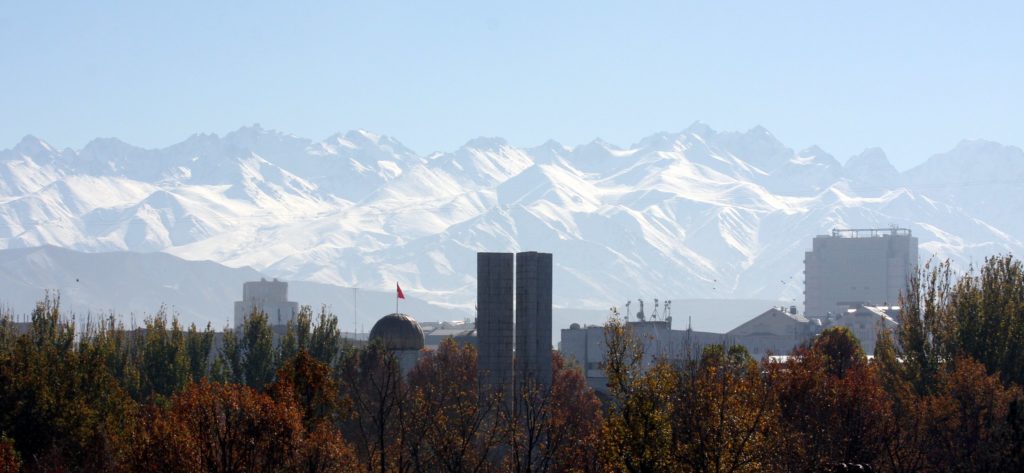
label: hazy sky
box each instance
[1,1,1021,170]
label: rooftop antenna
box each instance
[664,300,673,329]
[652,298,660,320]
[625,300,632,320]
[636,299,645,321]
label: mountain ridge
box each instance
[2,124,1022,313]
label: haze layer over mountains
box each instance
[1,123,1022,321]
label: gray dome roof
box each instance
[369,313,424,351]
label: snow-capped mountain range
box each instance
[2,123,1022,313]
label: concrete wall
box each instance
[559,325,608,392]
[477,252,514,397]
[515,251,553,391]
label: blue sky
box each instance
[1,1,1021,170]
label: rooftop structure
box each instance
[368,313,425,351]
[369,312,425,375]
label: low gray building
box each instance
[423,323,477,349]
[728,307,819,359]
[829,305,899,354]
[560,319,732,393]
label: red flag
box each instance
[397,282,405,299]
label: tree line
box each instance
[2,255,1024,472]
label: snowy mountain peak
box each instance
[1,126,1022,314]
[839,147,900,194]
[228,122,266,136]
[319,130,415,158]
[81,137,141,156]
[950,138,1021,156]
[845,147,890,167]
[684,121,717,138]
[748,124,773,137]
[341,129,385,145]
[905,140,1024,190]
[526,140,571,165]
[798,145,833,160]
[171,132,223,155]
[845,147,898,175]
[571,138,626,159]
[537,139,567,151]
[635,131,685,152]
[11,135,56,157]
[709,126,791,171]
[462,136,510,150]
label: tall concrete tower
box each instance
[476,252,514,396]
[515,251,553,390]
[804,227,918,318]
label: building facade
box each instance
[804,227,918,318]
[829,305,899,354]
[560,319,733,394]
[233,278,299,328]
[476,251,554,398]
[515,251,553,389]
[477,252,515,396]
[727,307,819,359]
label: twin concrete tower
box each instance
[477,251,553,397]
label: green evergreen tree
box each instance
[310,306,341,366]
[185,322,214,382]
[141,311,190,398]
[241,309,276,390]
[219,326,243,385]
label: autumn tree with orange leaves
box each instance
[671,344,780,473]
[405,338,504,472]
[771,327,891,472]
[133,380,305,472]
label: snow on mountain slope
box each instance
[904,139,1024,236]
[843,147,902,191]
[1,124,1021,316]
